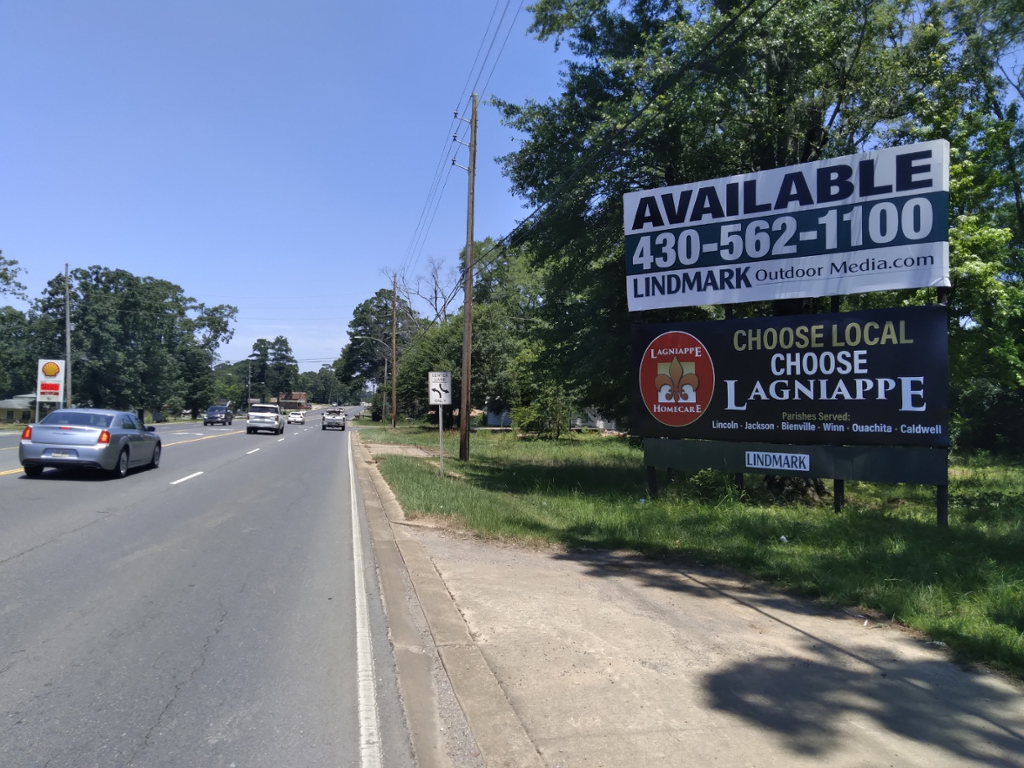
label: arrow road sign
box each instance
[428,371,453,405]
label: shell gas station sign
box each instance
[36,359,65,403]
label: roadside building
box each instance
[1,394,37,423]
[277,392,309,411]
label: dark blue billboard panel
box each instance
[631,306,948,447]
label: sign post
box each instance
[36,359,66,423]
[429,372,453,476]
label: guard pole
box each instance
[937,286,950,527]
[834,479,844,514]
[646,466,658,500]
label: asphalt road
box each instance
[0,407,415,768]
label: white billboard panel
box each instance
[623,140,950,310]
[36,359,65,403]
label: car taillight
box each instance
[98,430,111,444]
[21,426,32,440]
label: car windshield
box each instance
[250,406,277,414]
[41,411,114,429]
[207,407,225,413]
[290,412,302,417]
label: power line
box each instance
[479,0,526,100]
[401,0,523,279]
[467,0,516,101]
[430,0,793,324]
[456,0,505,114]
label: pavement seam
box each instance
[356,439,455,768]
[353,434,545,768]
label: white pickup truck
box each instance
[247,404,286,435]
[322,408,346,431]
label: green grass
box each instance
[363,424,1024,679]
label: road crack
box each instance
[123,605,229,767]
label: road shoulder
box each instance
[356,435,536,768]
[357,435,1024,768]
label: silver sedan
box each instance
[19,408,162,479]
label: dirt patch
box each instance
[364,443,432,458]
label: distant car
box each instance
[19,408,161,479]
[287,411,305,425]
[247,404,285,435]
[204,405,233,426]
[322,408,346,431]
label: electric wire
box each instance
[466,0,515,101]
[410,0,793,344]
[399,0,506,276]
[479,0,526,100]
[403,0,522,278]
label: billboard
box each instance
[631,306,948,447]
[36,359,65,403]
[623,140,950,310]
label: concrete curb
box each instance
[354,435,544,768]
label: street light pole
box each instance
[247,352,259,409]
[352,334,394,427]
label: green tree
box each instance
[0,306,33,397]
[335,287,418,404]
[0,251,26,300]
[497,0,1024,439]
[266,336,299,399]
[31,266,236,412]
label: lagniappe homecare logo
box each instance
[639,331,715,427]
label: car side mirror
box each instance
[146,426,156,432]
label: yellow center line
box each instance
[0,446,16,451]
[0,467,24,476]
[163,429,246,446]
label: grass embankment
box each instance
[360,424,1024,679]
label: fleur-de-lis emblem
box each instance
[655,356,700,402]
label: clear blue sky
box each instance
[0,1,565,371]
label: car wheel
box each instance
[321,425,326,431]
[24,465,43,478]
[247,428,253,435]
[112,449,129,479]
[149,443,162,469]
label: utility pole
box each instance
[454,93,478,461]
[391,272,398,429]
[64,263,72,409]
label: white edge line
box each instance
[277,438,285,442]
[170,471,204,485]
[246,448,260,455]
[350,430,382,767]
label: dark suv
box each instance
[204,405,233,426]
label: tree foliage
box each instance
[1,266,237,414]
[493,0,1024,448]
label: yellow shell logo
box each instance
[42,361,60,377]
